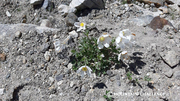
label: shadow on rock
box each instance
[93,82,107,89]
[129,52,146,75]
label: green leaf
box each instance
[71,49,76,54]
[103,95,108,99]
[106,90,110,94]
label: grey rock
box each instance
[70,81,74,87]
[0,24,60,41]
[116,74,120,80]
[29,50,34,55]
[56,74,64,82]
[49,87,56,94]
[168,4,180,15]
[30,0,44,5]
[44,51,51,61]
[67,63,73,69]
[57,81,63,86]
[106,70,113,77]
[159,6,168,14]
[75,86,81,94]
[144,4,150,8]
[130,15,154,26]
[49,94,56,99]
[42,0,49,9]
[178,24,180,31]
[116,80,121,86]
[6,11,11,17]
[81,85,88,93]
[0,88,4,95]
[168,0,180,6]
[160,50,179,67]
[40,19,51,27]
[6,73,11,79]
[65,13,77,26]
[64,68,71,74]
[15,31,22,38]
[49,77,54,83]
[174,71,180,80]
[70,0,105,10]
[69,30,78,38]
[41,43,50,53]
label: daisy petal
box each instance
[81,71,85,78]
[116,37,121,43]
[77,28,82,32]
[74,22,80,27]
[98,43,104,49]
[104,43,109,48]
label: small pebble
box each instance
[65,13,77,26]
[44,51,51,61]
[6,73,10,79]
[15,31,22,38]
[49,77,54,83]
[29,50,34,55]
[6,11,11,17]
[57,81,63,86]
[0,88,5,95]
[22,56,27,64]
[56,74,64,82]
[67,63,73,69]
[144,4,150,9]
[70,81,74,87]
[81,85,88,93]
[106,70,113,77]
[69,30,78,38]
[0,53,6,61]
[116,80,121,86]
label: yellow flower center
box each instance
[119,37,122,42]
[82,67,87,71]
[122,31,125,36]
[100,36,105,42]
[80,23,84,27]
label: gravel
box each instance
[0,0,180,101]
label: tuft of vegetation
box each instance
[126,71,132,81]
[103,90,113,101]
[71,30,121,76]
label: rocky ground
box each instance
[0,0,180,101]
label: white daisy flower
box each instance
[119,29,136,42]
[118,51,130,62]
[115,36,132,49]
[74,22,86,32]
[97,33,112,49]
[116,29,136,49]
[77,66,92,78]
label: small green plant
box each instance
[103,90,113,101]
[144,76,151,82]
[16,8,21,12]
[122,0,128,4]
[71,30,120,76]
[126,71,132,81]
